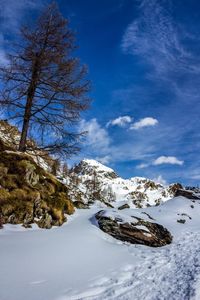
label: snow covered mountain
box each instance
[67,159,181,208]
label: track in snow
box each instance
[69,232,200,300]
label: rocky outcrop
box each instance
[175,189,200,200]
[95,210,173,247]
[0,151,74,229]
[118,204,130,210]
[167,183,183,194]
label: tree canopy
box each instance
[0,2,90,157]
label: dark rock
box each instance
[37,212,52,229]
[177,219,186,224]
[34,193,43,218]
[23,213,33,228]
[141,212,155,220]
[101,200,114,208]
[73,201,89,209]
[175,189,200,200]
[95,210,173,247]
[118,204,130,210]
[168,183,183,194]
[8,214,18,224]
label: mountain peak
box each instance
[72,158,118,179]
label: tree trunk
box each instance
[18,59,39,152]
[18,104,32,151]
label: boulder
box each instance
[95,210,172,247]
[118,203,130,210]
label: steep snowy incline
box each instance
[1,196,200,300]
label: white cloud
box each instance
[153,175,167,186]
[106,115,132,128]
[137,155,184,171]
[153,156,184,166]
[136,163,149,169]
[79,118,111,153]
[95,155,111,164]
[130,117,158,130]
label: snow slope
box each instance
[1,196,200,300]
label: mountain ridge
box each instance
[67,158,183,209]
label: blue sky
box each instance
[1,0,200,185]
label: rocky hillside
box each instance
[0,151,74,229]
[0,120,56,172]
[0,121,75,229]
[67,159,183,209]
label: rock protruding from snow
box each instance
[175,188,200,200]
[68,159,180,209]
[95,210,173,247]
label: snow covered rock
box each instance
[175,188,200,200]
[118,203,130,210]
[95,210,173,247]
[72,159,118,179]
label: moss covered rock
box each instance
[0,151,74,229]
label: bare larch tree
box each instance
[0,3,90,157]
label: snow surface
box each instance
[1,196,200,300]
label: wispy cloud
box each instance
[121,0,200,77]
[106,115,132,128]
[136,163,149,169]
[0,0,43,65]
[0,0,42,30]
[130,117,158,130]
[153,156,184,166]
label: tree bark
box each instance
[18,59,39,151]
